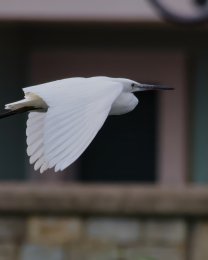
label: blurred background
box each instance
[0,0,207,259]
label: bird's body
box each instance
[1,76,172,173]
[110,92,138,115]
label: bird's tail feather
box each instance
[0,106,37,119]
[0,93,47,119]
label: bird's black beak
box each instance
[138,84,174,91]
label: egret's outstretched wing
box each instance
[25,79,122,173]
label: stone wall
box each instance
[0,216,188,260]
[0,184,208,260]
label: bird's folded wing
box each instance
[25,80,122,173]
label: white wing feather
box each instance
[26,112,46,172]
[25,78,122,173]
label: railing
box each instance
[0,183,208,216]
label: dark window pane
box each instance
[80,92,157,183]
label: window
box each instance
[0,24,188,185]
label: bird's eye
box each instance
[131,83,135,87]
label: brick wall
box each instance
[0,217,187,260]
[0,184,208,260]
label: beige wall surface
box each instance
[0,0,157,21]
[0,0,203,22]
[0,0,158,21]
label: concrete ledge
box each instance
[0,183,208,216]
[0,0,159,22]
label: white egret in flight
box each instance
[0,77,173,173]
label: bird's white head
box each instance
[114,78,173,92]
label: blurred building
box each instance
[0,1,207,260]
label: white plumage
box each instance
[3,76,171,173]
